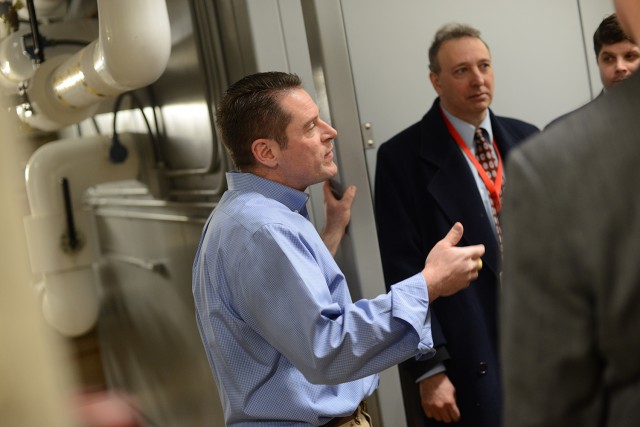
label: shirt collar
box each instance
[226,171,310,214]
[440,104,493,150]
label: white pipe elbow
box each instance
[40,268,99,337]
[20,0,171,131]
[94,0,172,90]
[24,134,141,336]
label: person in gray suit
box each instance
[500,0,640,425]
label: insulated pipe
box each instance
[24,133,141,336]
[0,20,98,93]
[19,0,171,131]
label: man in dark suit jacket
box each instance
[500,0,640,425]
[374,23,538,427]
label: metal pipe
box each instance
[86,197,216,210]
[86,187,150,197]
[103,252,166,274]
[94,208,208,225]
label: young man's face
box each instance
[597,40,640,89]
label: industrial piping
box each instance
[24,134,142,336]
[17,0,171,131]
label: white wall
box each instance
[340,0,614,188]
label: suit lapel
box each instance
[419,100,501,276]
[490,112,519,166]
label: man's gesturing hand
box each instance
[422,222,485,301]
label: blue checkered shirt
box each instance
[193,172,435,426]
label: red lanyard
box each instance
[440,108,504,212]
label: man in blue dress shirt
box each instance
[192,71,485,427]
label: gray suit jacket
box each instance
[500,72,640,426]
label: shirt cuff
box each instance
[389,273,434,357]
[415,363,446,383]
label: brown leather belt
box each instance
[322,401,368,427]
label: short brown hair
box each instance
[215,72,302,170]
[593,13,634,57]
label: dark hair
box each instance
[593,13,634,57]
[215,71,302,170]
[428,23,488,73]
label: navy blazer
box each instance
[374,98,539,427]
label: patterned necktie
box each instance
[474,127,503,250]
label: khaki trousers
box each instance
[322,401,372,427]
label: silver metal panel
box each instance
[96,215,224,426]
